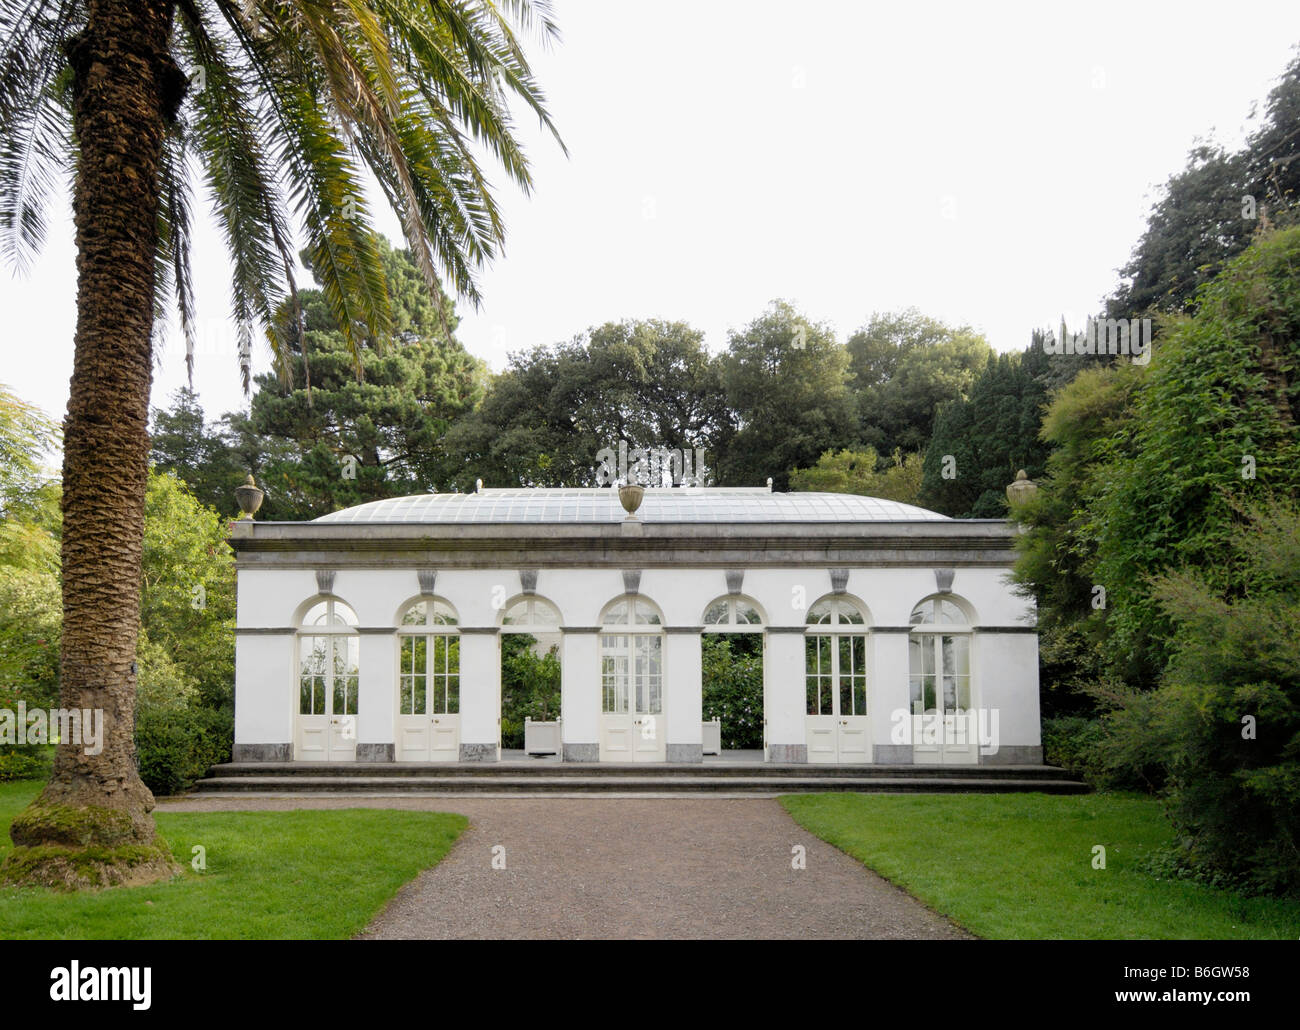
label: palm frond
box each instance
[0,0,82,272]
[156,119,197,385]
[179,2,295,388]
[1,0,565,397]
[210,0,394,368]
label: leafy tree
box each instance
[846,313,993,456]
[0,384,59,521]
[1009,363,1145,716]
[575,320,733,466]
[1,466,235,784]
[1090,226,1300,685]
[242,239,487,518]
[150,387,245,517]
[718,301,856,490]
[447,319,732,488]
[0,0,563,887]
[1107,50,1300,319]
[141,470,235,709]
[0,480,59,576]
[701,634,763,749]
[921,345,1054,517]
[0,385,62,573]
[0,386,62,779]
[154,242,487,520]
[1110,498,1300,894]
[1107,145,1254,318]
[444,342,583,488]
[0,566,61,711]
[499,633,560,749]
[134,625,230,796]
[0,566,62,780]
[788,446,924,505]
[847,309,990,455]
[1245,50,1300,216]
[846,309,955,393]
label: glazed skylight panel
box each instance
[314,490,951,524]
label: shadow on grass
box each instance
[0,780,466,939]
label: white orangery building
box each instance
[229,487,1043,766]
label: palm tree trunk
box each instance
[2,0,186,889]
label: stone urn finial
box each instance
[618,483,645,520]
[1006,469,1037,506]
[235,474,264,519]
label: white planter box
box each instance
[524,717,562,755]
[702,718,722,755]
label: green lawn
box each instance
[781,792,1300,940]
[0,781,466,939]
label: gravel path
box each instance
[159,796,972,940]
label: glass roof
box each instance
[313,489,951,525]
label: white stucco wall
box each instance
[664,632,702,749]
[356,634,396,751]
[233,633,293,746]
[975,632,1042,754]
[560,631,600,747]
[763,631,805,752]
[459,633,500,751]
[233,561,1039,761]
[872,632,911,752]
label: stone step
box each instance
[205,761,1076,781]
[193,774,1089,795]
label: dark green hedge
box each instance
[135,704,232,796]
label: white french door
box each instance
[296,634,359,762]
[599,632,665,762]
[910,632,976,765]
[804,634,870,764]
[397,633,460,761]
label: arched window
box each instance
[701,596,764,630]
[500,596,562,629]
[600,598,661,626]
[806,597,867,627]
[397,599,459,718]
[908,597,970,626]
[298,598,359,720]
[908,596,973,717]
[600,597,663,715]
[301,597,359,628]
[805,596,869,719]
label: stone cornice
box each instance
[228,519,1019,571]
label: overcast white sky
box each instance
[5,0,1300,431]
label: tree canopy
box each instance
[1108,51,1300,319]
[445,318,731,489]
[719,300,857,490]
